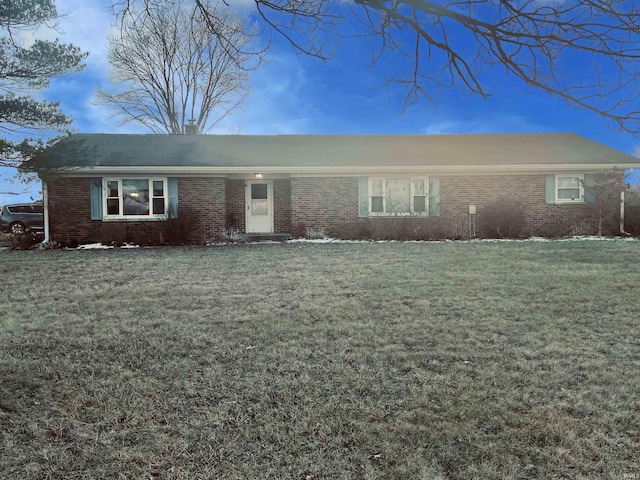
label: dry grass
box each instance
[1,241,639,479]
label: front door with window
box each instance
[245,180,274,233]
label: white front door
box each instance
[245,180,274,233]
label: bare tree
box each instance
[97,0,258,134]
[112,0,640,133]
[582,168,629,236]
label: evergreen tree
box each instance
[1,0,86,168]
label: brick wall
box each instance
[47,173,621,244]
[226,179,245,232]
[441,175,619,236]
[290,174,621,238]
[291,177,359,236]
[47,177,226,245]
[274,179,292,234]
[179,177,226,241]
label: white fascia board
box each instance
[61,163,640,176]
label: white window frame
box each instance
[369,177,429,216]
[555,174,584,204]
[102,177,169,220]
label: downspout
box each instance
[41,181,50,244]
[620,190,631,236]
[620,168,633,237]
[620,167,632,236]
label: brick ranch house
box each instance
[27,133,640,244]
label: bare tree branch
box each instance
[110,0,640,133]
[98,0,258,134]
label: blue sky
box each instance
[2,0,639,204]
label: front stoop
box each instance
[239,233,291,242]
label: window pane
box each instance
[413,179,425,196]
[123,179,149,215]
[558,188,580,200]
[153,181,164,197]
[252,200,268,215]
[251,184,268,200]
[558,176,580,188]
[414,196,426,213]
[107,198,120,215]
[371,196,384,213]
[371,179,383,196]
[153,198,165,215]
[386,178,410,214]
[107,181,119,198]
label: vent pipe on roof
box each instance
[184,119,198,135]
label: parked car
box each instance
[0,203,44,234]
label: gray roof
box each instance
[35,133,640,168]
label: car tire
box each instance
[10,222,25,234]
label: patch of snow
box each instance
[288,238,361,244]
[75,242,140,250]
[66,236,637,250]
[286,235,637,245]
[76,243,114,250]
[558,235,637,242]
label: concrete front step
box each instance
[238,233,291,242]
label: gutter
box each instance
[55,163,640,177]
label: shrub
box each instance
[412,217,446,240]
[222,229,243,243]
[335,217,457,241]
[335,220,368,240]
[538,218,572,239]
[305,226,328,239]
[480,198,526,238]
[438,217,470,240]
[162,207,199,245]
[364,217,414,240]
[10,231,45,250]
[569,221,596,237]
[625,205,640,236]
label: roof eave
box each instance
[54,163,640,176]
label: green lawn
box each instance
[1,241,639,479]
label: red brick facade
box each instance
[48,177,227,244]
[291,177,359,237]
[440,175,619,237]
[46,173,621,245]
[225,179,246,233]
[274,179,292,234]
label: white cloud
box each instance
[422,113,551,135]
[24,0,115,73]
[57,0,115,71]
[214,54,316,134]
